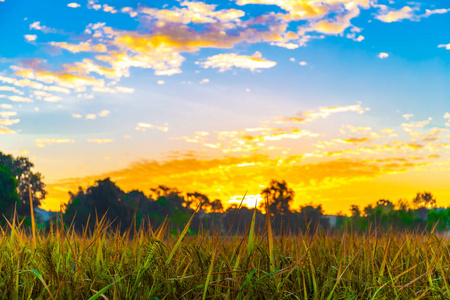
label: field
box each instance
[1,210,450,300]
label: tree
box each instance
[64,178,132,231]
[0,165,20,219]
[376,199,394,213]
[260,180,294,217]
[299,203,326,232]
[210,199,223,213]
[0,152,46,217]
[350,205,361,217]
[186,192,210,210]
[413,192,436,209]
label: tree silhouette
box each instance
[0,152,46,217]
[0,165,20,219]
[413,192,436,209]
[64,178,131,231]
[260,180,294,217]
[210,199,223,213]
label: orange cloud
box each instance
[44,152,431,213]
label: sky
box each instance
[0,0,449,214]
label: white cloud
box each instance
[376,6,415,23]
[67,3,80,8]
[157,80,165,85]
[135,122,169,132]
[199,52,276,72]
[438,44,450,50]
[85,114,96,120]
[0,86,22,94]
[403,114,414,120]
[299,61,307,66]
[24,34,37,42]
[200,78,210,84]
[115,86,134,93]
[72,114,82,119]
[422,8,450,18]
[8,95,32,102]
[378,52,389,59]
[98,110,110,117]
[29,21,60,34]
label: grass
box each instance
[2,209,450,299]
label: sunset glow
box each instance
[1,0,449,214]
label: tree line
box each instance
[0,152,448,234]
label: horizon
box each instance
[1,0,449,215]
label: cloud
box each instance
[0,111,20,126]
[72,110,110,119]
[29,21,60,34]
[422,8,450,18]
[15,67,105,89]
[24,34,37,42]
[0,126,16,135]
[67,3,80,8]
[200,78,209,84]
[34,138,75,147]
[236,0,370,21]
[438,44,450,50]
[98,110,110,117]
[50,41,107,53]
[87,138,114,143]
[45,150,431,213]
[198,51,276,72]
[0,86,23,94]
[157,80,165,85]
[0,118,20,126]
[378,52,389,59]
[376,6,415,23]
[337,137,371,144]
[102,4,117,14]
[403,114,414,120]
[135,122,169,132]
[8,95,32,102]
[139,1,245,25]
[121,7,137,18]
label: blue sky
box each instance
[0,0,449,212]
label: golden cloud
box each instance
[0,126,16,135]
[44,151,430,212]
[15,67,105,89]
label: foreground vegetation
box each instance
[2,207,450,300]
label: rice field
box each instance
[1,209,450,300]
